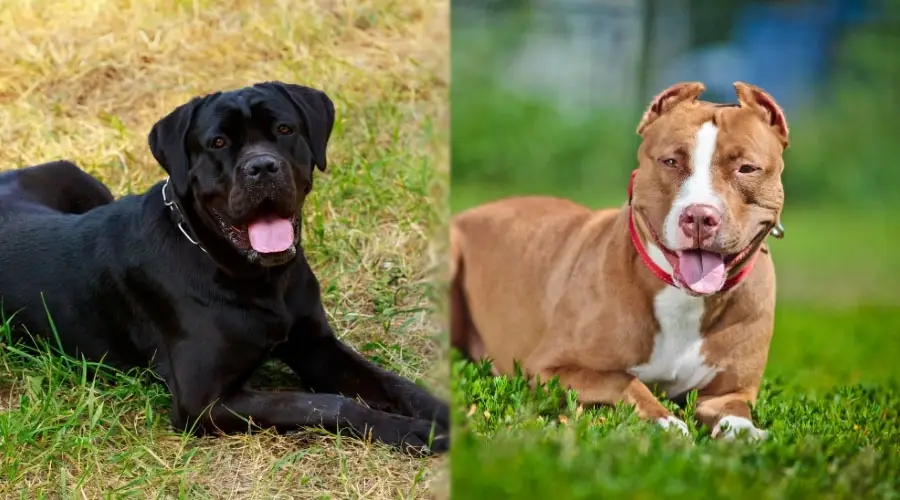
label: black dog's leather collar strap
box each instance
[162,177,210,256]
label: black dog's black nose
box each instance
[243,157,281,180]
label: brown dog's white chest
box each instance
[627,286,719,399]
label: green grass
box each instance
[449,299,900,500]
[449,189,900,499]
[769,305,900,388]
[452,357,899,499]
[0,314,443,499]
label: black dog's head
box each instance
[149,82,335,267]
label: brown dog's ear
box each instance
[734,81,789,149]
[256,82,336,172]
[636,82,706,135]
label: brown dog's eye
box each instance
[738,164,759,174]
[276,125,293,135]
[660,158,678,168]
[210,137,226,149]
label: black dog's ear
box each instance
[148,96,205,198]
[258,82,335,172]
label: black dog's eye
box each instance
[276,125,293,135]
[210,137,227,149]
[738,164,760,174]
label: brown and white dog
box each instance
[450,82,788,440]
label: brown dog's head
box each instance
[149,82,335,268]
[631,81,788,295]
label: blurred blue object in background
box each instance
[659,0,876,110]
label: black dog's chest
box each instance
[210,294,294,349]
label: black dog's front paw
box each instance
[371,413,450,456]
[399,418,450,456]
[430,399,451,431]
[390,384,451,431]
[403,396,450,433]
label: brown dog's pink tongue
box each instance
[677,250,726,294]
[247,216,294,254]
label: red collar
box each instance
[626,170,763,294]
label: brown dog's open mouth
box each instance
[662,250,729,295]
[636,208,764,296]
[658,235,765,295]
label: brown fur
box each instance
[451,81,788,434]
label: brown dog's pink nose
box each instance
[679,204,721,244]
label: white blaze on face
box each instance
[663,121,723,249]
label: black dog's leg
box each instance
[274,305,450,431]
[209,389,445,454]
[165,341,446,454]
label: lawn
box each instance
[0,0,449,498]
[449,188,900,499]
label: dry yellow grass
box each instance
[0,0,449,498]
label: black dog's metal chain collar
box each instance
[162,177,210,255]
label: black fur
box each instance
[0,160,114,217]
[0,82,449,455]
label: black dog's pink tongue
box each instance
[677,250,726,294]
[247,216,294,254]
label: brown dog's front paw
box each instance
[712,416,768,441]
[655,415,692,439]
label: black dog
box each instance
[0,160,114,217]
[0,82,449,454]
